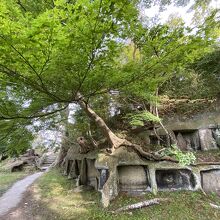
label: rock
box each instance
[10,160,26,172]
[176,133,187,150]
[176,131,200,151]
[201,170,220,195]
[21,149,36,157]
[199,129,218,151]
[213,129,220,147]
[185,136,193,151]
[169,130,177,145]
[2,151,40,172]
[191,131,200,150]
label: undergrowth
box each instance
[29,169,220,220]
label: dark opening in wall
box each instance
[68,160,80,179]
[156,169,195,190]
[159,135,170,147]
[149,135,170,147]
[67,160,73,175]
[76,160,81,174]
[174,130,200,150]
[212,129,220,148]
[118,165,151,194]
[149,135,160,145]
[75,160,80,176]
[201,169,220,195]
[11,162,27,172]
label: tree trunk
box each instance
[76,93,125,149]
[55,104,71,166]
[75,93,178,162]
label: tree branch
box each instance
[0,63,70,102]
[0,104,69,121]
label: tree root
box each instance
[116,140,178,163]
[193,162,220,166]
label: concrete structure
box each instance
[62,146,220,207]
[61,103,220,207]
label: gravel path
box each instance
[0,172,43,217]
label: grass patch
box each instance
[0,159,10,172]
[0,160,30,196]
[30,169,220,220]
[0,171,27,196]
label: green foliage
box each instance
[0,0,219,154]
[192,47,220,97]
[0,120,33,157]
[161,46,220,99]
[127,111,161,126]
[164,145,196,166]
[31,169,220,219]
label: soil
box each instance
[196,151,220,163]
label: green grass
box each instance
[0,171,27,196]
[31,169,220,220]
[0,159,10,172]
[0,160,28,196]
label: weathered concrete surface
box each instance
[118,165,150,193]
[87,159,99,189]
[62,143,220,207]
[155,111,220,136]
[199,129,218,151]
[213,129,220,147]
[201,170,220,195]
[0,172,43,217]
[177,133,187,150]
[95,147,220,207]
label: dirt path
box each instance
[0,172,43,218]
[1,186,41,220]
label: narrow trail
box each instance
[0,172,43,217]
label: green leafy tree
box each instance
[192,47,220,98]
[0,0,219,161]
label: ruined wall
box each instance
[61,107,220,207]
[144,109,220,151]
[62,146,220,207]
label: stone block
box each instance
[118,165,150,193]
[201,170,220,195]
[199,129,218,150]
